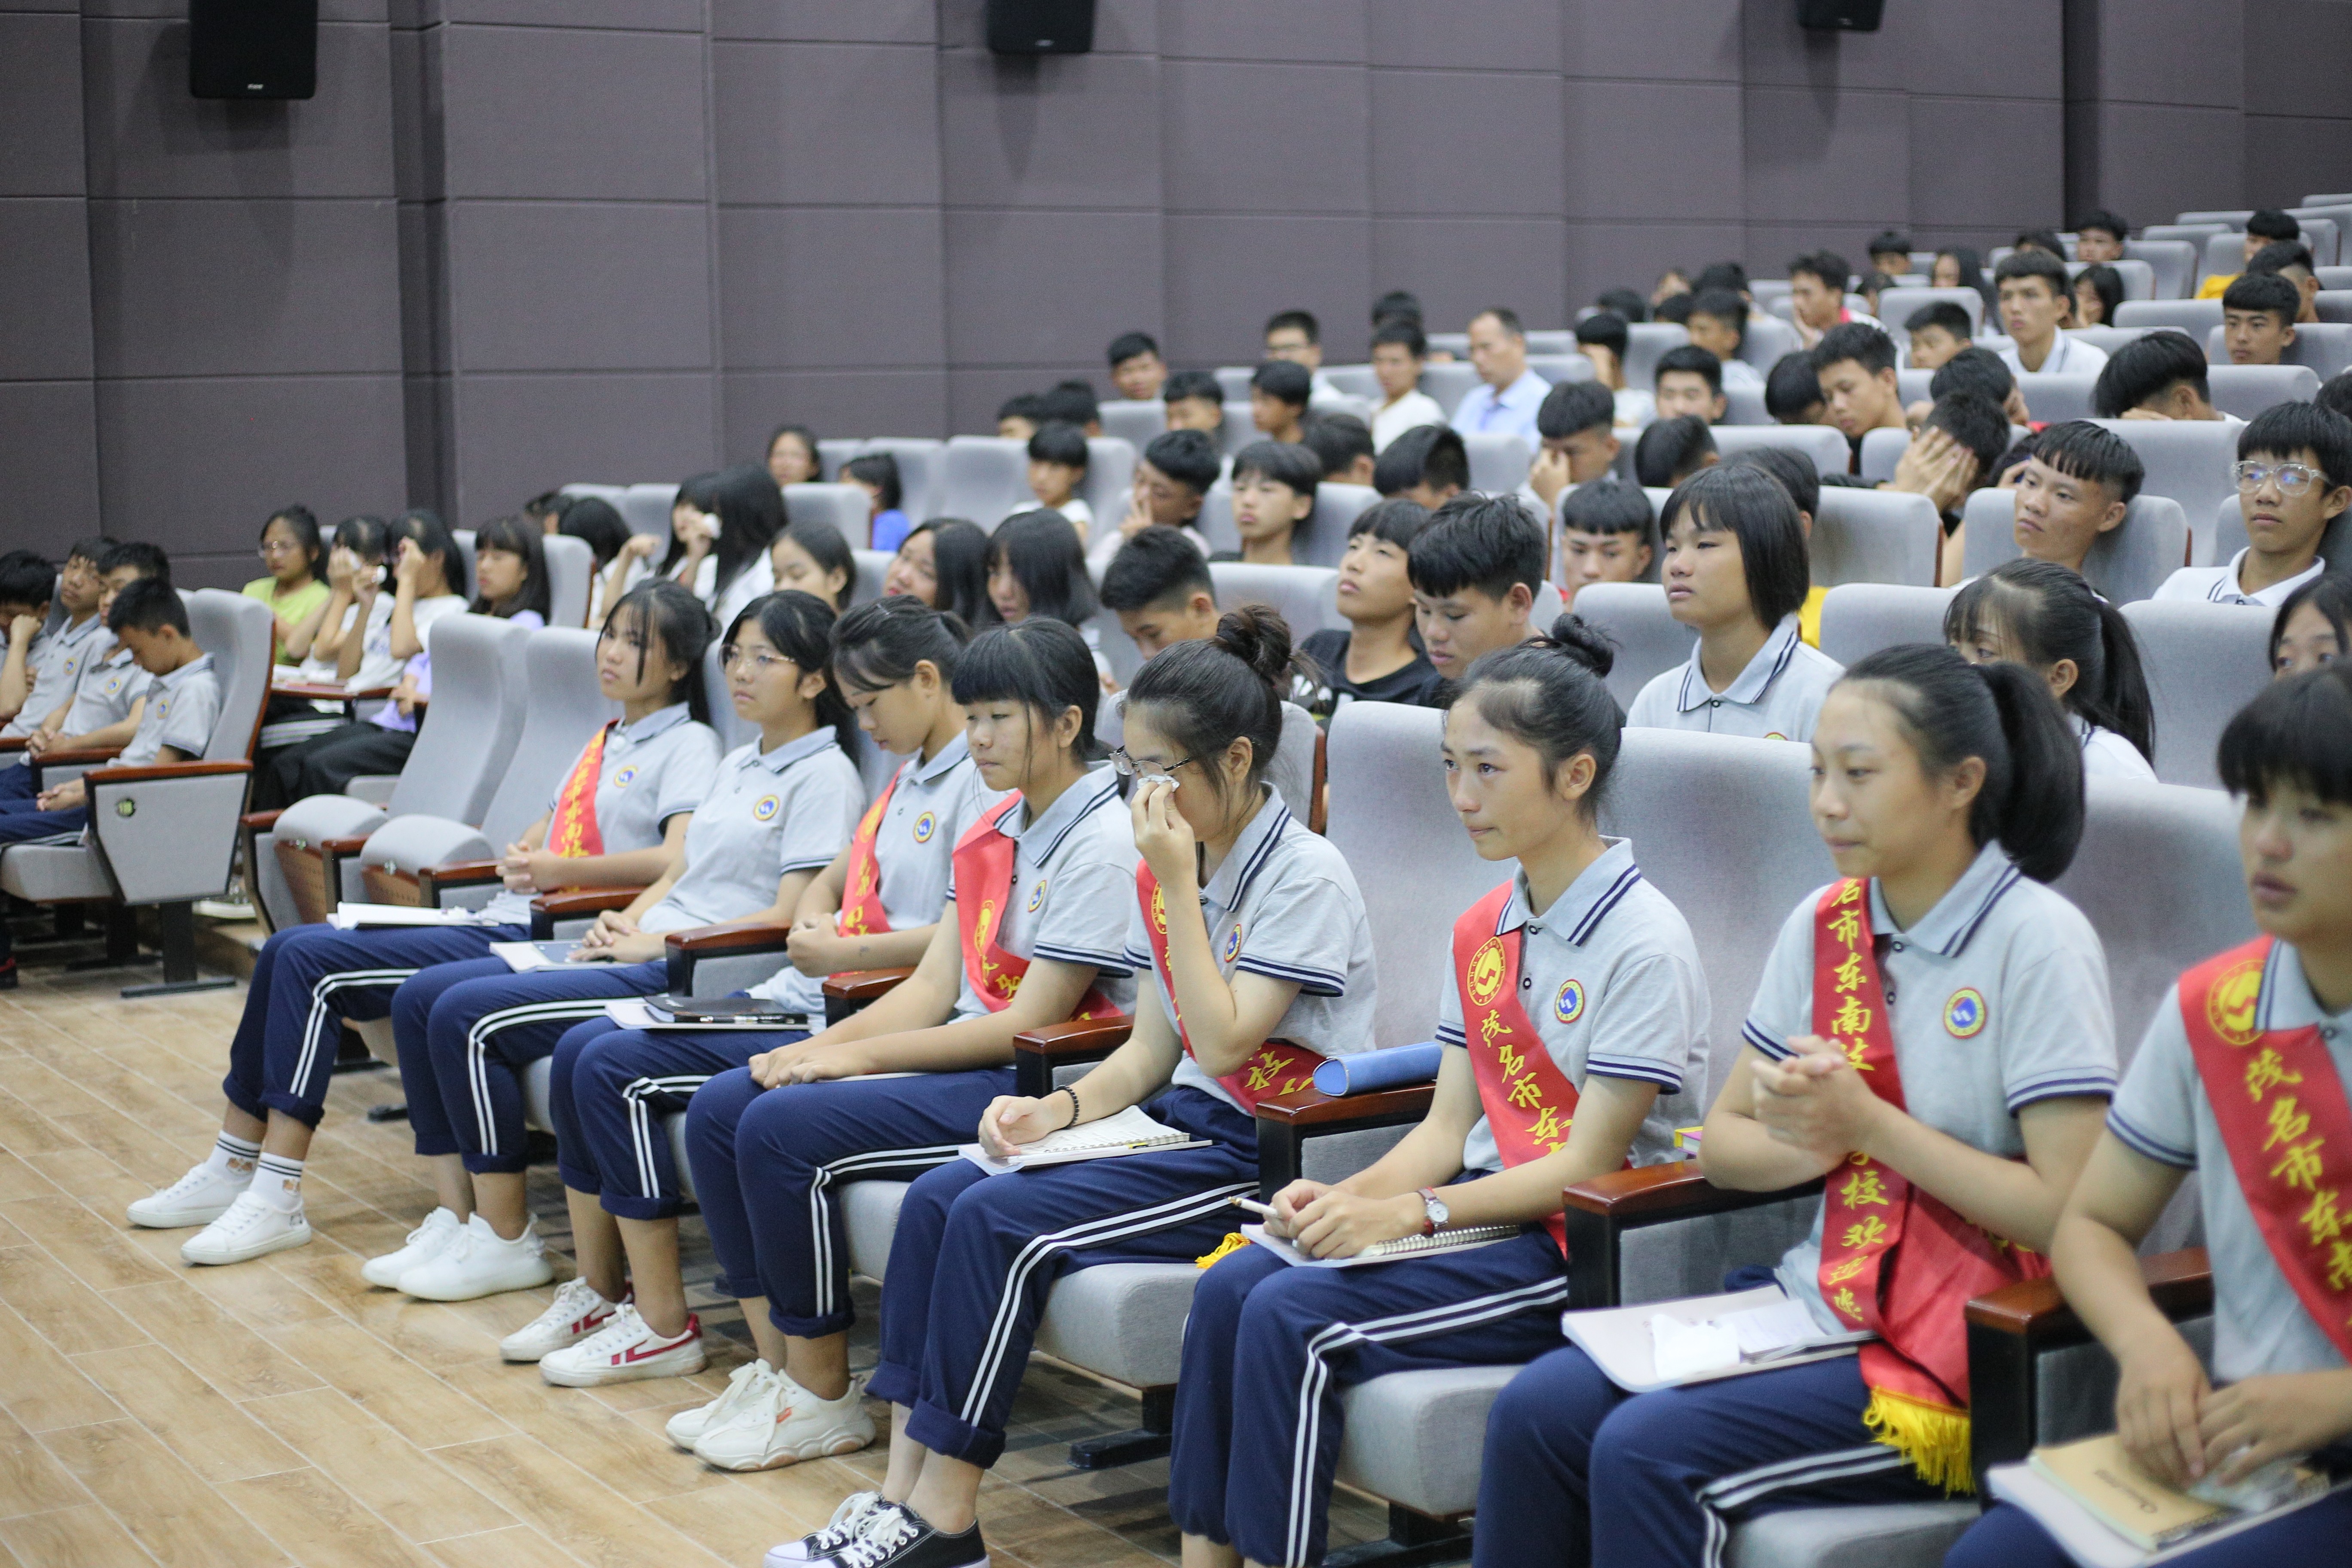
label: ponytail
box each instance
[833,595,970,695]
[1945,558,2155,763]
[1125,604,1298,805]
[1842,644,2083,882]
[1454,613,1625,815]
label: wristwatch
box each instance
[1416,1187,1450,1235]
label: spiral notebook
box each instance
[959,1105,1207,1174]
[1241,1221,1521,1269]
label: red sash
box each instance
[952,796,1113,1018]
[1810,877,2046,1492]
[839,764,900,937]
[1451,883,1595,1255]
[1137,864,1327,1113]
[2183,937,2352,1363]
[545,723,612,859]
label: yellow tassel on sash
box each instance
[1194,1231,1250,1269]
[1862,1387,1975,1494]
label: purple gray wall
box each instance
[4,0,2347,588]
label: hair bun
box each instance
[1213,604,1295,690]
[1539,613,1616,679]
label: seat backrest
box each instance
[1524,355,1590,389]
[452,530,479,598]
[851,548,892,607]
[698,639,756,753]
[1323,702,1499,1051]
[1416,361,1482,413]
[2086,257,2156,301]
[619,482,678,541]
[2285,322,2352,380]
[2015,372,2101,425]
[2067,325,2150,358]
[2209,491,2352,567]
[2177,209,2254,225]
[1567,582,1684,710]
[2122,239,2198,301]
[1461,432,1530,495]
[1738,314,1800,375]
[1210,563,1339,645]
[1810,487,1941,587]
[940,437,1035,531]
[1709,423,1849,477]
[2206,363,2321,419]
[1962,489,2190,603]
[1214,366,1253,402]
[1876,285,1985,337]
[1217,401,1257,458]
[1294,483,1380,570]
[2200,231,2249,286]
[1721,383,1770,426]
[1859,425,1909,483]
[541,533,594,628]
[1597,730,1833,1091]
[2320,266,2352,291]
[1320,364,1381,400]
[2317,291,2352,325]
[816,438,862,481]
[2118,599,2274,788]
[385,614,530,821]
[1623,324,1690,395]
[1308,392,1375,426]
[557,482,626,521]
[1080,437,1137,528]
[2115,299,2222,335]
[1816,582,1955,667]
[2287,212,2343,267]
[1098,400,1164,453]
[2095,417,2240,566]
[1425,332,1470,357]
[2144,222,2228,249]
[861,438,946,522]
[477,628,621,847]
[184,589,276,762]
[1524,330,1575,355]
[784,483,874,550]
[1896,367,1932,402]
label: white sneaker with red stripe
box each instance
[537,1304,705,1387]
[499,1278,622,1363]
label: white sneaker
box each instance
[765,1491,886,1566]
[696,1372,875,1472]
[500,1278,622,1363]
[395,1214,553,1302]
[537,1304,704,1387]
[666,1358,778,1450]
[180,1191,311,1265]
[361,1206,462,1289]
[128,1160,250,1229]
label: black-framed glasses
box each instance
[1109,746,1192,780]
[2236,460,2324,495]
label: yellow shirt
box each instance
[242,576,331,662]
[2196,273,2237,300]
[1799,584,1827,649]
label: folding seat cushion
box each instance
[1815,583,1954,668]
[2122,239,2198,300]
[1098,400,1165,453]
[2013,372,2098,424]
[2118,600,2274,788]
[1460,432,1530,496]
[1810,488,1940,588]
[2115,299,2221,335]
[1209,562,1339,646]
[1563,582,1683,710]
[2093,417,2241,565]
[2205,363,2320,417]
[940,436,1037,530]
[1875,286,1985,337]
[784,483,875,549]
[1710,424,1848,477]
[1960,489,2190,604]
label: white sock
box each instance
[205,1133,260,1179]
[252,1153,303,1211]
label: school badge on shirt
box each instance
[1944,987,1987,1038]
[1221,923,1243,963]
[912,811,937,843]
[751,794,781,823]
[1553,978,1586,1025]
[1026,879,1047,913]
[611,765,640,790]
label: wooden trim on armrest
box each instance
[31,745,122,769]
[319,833,374,856]
[420,859,502,887]
[663,920,794,992]
[531,888,643,919]
[1560,1167,1825,1310]
[86,760,253,786]
[1968,1247,2211,1338]
[0,737,25,754]
[1011,1015,1133,1099]
[269,681,394,702]
[1251,1078,1436,1199]
[239,809,284,832]
[820,966,915,1027]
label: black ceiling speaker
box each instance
[1797,0,1884,30]
[986,0,1095,55]
[190,0,318,100]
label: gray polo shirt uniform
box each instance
[1435,839,1711,1174]
[643,730,864,935]
[1626,615,1844,741]
[753,734,1003,1013]
[944,765,1137,1024]
[60,639,145,736]
[477,704,721,927]
[1740,842,2119,1332]
[122,655,223,766]
[2109,940,2352,1381]
[2,615,107,739]
[1119,790,1378,1112]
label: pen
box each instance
[1228,1196,1277,1218]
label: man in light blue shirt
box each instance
[1452,307,1550,442]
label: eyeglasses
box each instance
[1108,746,1192,780]
[721,646,795,674]
[2236,461,2325,495]
[257,539,303,557]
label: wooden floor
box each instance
[0,930,1404,1568]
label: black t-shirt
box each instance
[1292,629,1447,721]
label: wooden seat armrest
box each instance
[1255,1080,1436,1128]
[420,858,502,885]
[821,968,916,1003]
[1560,1167,1826,1310]
[531,888,644,920]
[0,737,26,753]
[1967,1247,2211,1340]
[240,809,284,832]
[31,745,122,768]
[1011,1015,1134,1099]
[86,759,253,786]
[666,920,794,956]
[319,833,374,857]
[270,681,393,701]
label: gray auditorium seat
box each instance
[2115,299,2221,335]
[1216,401,1258,458]
[817,438,862,481]
[851,549,893,606]
[1208,563,1340,646]
[2014,372,2099,424]
[1213,366,1253,402]
[2206,363,2321,418]
[543,533,593,627]
[1081,437,1138,531]
[2316,291,2352,325]
[1876,286,1984,337]
[1565,582,1684,710]
[2205,322,2352,381]
[1738,314,1800,377]
[784,482,877,550]
[1816,582,1955,667]
[1294,484,1381,570]
[940,436,1037,529]
[1721,384,1770,425]
[2123,239,2198,300]
[2199,231,2251,288]
[858,438,946,523]
[2095,417,2242,564]
[2209,491,2352,570]
[1896,368,1932,403]
[2324,267,2352,291]
[1623,324,1690,395]
[1960,489,2190,604]
[1810,488,1940,587]
[2066,326,2150,357]
[1859,426,1909,484]
[2292,208,2349,266]
[1417,361,1482,414]
[2119,600,2274,788]
[1098,401,1165,452]
[1710,423,1848,477]
[1320,364,1381,400]
[1461,433,1530,495]
[1524,355,1593,389]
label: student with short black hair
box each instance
[1249,359,1312,445]
[1626,465,1841,739]
[1694,260,1749,299]
[1407,494,1548,682]
[1301,411,1376,487]
[2157,402,2352,606]
[1457,307,1550,441]
[2221,273,2303,366]
[1653,344,1727,423]
[1868,229,1915,276]
[2014,227,2067,259]
[1107,331,1166,402]
[1371,289,1422,329]
[1766,351,1828,426]
[1162,369,1226,435]
[1789,252,1874,349]
[1529,380,1623,517]
[1265,306,1332,391]
[1100,527,1219,659]
[1686,289,1765,388]
[1947,661,2352,1568]
[2073,208,2131,263]
[2321,370,2352,425]
[1038,378,1099,435]
[1023,421,1094,536]
[0,545,159,805]
[2199,207,2303,298]
[766,424,821,488]
[1090,427,1219,573]
[1720,445,1830,646]
[1594,287,1649,325]
[1653,291,1695,326]
[2006,419,2145,578]
[1222,440,1323,567]
[2092,329,2242,424]
[1919,388,2014,521]
[1651,266,1693,307]
[1374,424,1470,511]
[996,392,1046,443]
[1812,322,1908,453]
[1486,642,2110,1568]
[1904,301,1975,371]
[1948,557,2156,778]
[2246,239,2321,323]
[1292,498,1445,718]
[0,545,85,737]
[1632,413,1718,488]
[1996,250,2107,374]
[1556,479,1657,609]
[882,518,992,628]
[1368,317,1445,451]
[2073,262,2126,329]
[1928,344,2027,427]
[1574,311,1653,429]
[1175,617,1707,1568]
[2269,570,2352,677]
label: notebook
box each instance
[644,993,804,1024]
[1989,1446,2345,1567]
[603,998,811,1032]
[329,902,501,930]
[959,1105,1207,1175]
[1560,1285,1874,1394]
[1240,1221,1520,1270]
[490,940,619,971]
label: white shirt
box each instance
[1720,358,1764,391]
[944,766,1139,1023]
[1051,497,1094,534]
[1372,389,1449,451]
[2077,718,2156,781]
[1613,388,1656,429]
[2154,548,2326,608]
[1625,615,1845,742]
[691,551,775,636]
[1452,369,1551,443]
[1998,333,2110,377]
[353,593,466,691]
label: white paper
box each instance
[329,902,498,929]
[960,1104,1204,1174]
[1649,1314,1743,1380]
[602,998,809,1031]
[1562,1286,1873,1394]
[1239,1222,1517,1270]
